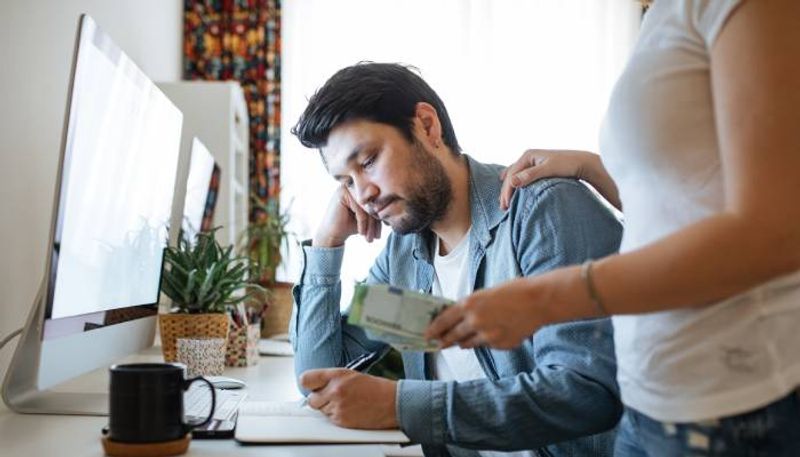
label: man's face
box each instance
[321,119,452,234]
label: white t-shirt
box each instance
[601,0,800,422]
[431,230,484,382]
[430,231,534,457]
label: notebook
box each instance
[234,400,411,444]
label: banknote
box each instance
[348,283,453,352]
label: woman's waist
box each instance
[613,271,800,383]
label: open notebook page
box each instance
[235,400,410,444]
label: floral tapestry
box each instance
[184,0,281,222]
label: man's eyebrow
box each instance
[331,145,365,181]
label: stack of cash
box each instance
[348,283,453,352]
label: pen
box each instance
[345,350,382,372]
[300,349,387,408]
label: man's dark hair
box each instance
[291,62,461,154]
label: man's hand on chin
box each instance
[300,368,399,429]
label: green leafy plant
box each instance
[239,194,294,286]
[161,229,265,314]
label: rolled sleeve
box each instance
[300,242,345,286]
[397,379,448,445]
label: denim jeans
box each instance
[614,391,800,456]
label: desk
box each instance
[0,346,406,457]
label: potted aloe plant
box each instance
[159,229,264,362]
[239,195,295,336]
[241,195,291,286]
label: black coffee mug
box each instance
[108,363,215,443]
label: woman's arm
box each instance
[590,0,800,314]
[429,0,800,349]
[499,149,622,211]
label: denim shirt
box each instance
[290,156,623,457]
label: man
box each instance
[289,62,622,457]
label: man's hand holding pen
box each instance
[299,352,398,430]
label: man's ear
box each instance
[414,102,443,149]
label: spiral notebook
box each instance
[234,400,410,444]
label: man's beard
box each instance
[388,141,453,235]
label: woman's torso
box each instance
[600,0,800,422]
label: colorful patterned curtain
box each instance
[183,0,282,222]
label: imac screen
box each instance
[43,17,182,332]
[182,137,216,243]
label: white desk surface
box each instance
[0,345,404,457]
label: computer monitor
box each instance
[182,137,218,244]
[1,14,183,415]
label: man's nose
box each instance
[353,178,379,208]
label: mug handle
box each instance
[182,376,217,431]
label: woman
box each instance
[427,0,800,455]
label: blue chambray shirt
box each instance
[290,156,623,457]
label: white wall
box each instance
[0,1,183,376]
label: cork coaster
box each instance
[101,434,190,457]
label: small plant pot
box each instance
[261,282,294,337]
[176,337,226,377]
[225,323,260,367]
[159,313,230,362]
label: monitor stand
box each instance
[2,277,154,416]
